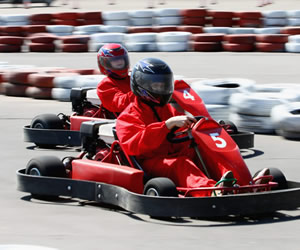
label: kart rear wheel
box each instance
[25,156,67,200]
[144,177,178,197]
[30,113,64,148]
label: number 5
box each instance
[210,133,226,148]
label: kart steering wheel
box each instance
[166,116,207,143]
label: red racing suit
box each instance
[97,75,135,114]
[116,97,218,197]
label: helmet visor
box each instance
[102,55,129,71]
[136,72,174,95]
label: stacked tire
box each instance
[256,34,288,52]
[59,35,89,52]
[206,11,234,27]
[234,11,263,28]
[154,8,182,26]
[262,10,287,27]
[0,36,23,52]
[285,35,300,53]
[78,12,102,26]
[52,12,81,26]
[102,11,129,26]
[190,33,223,52]
[180,9,206,26]
[29,13,53,25]
[286,10,300,26]
[128,10,154,26]
[156,31,191,52]
[124,33,157,52]
[46,25,74,37]
[223,34,256,52]
[90,33,125,52]
[27,33,57,52]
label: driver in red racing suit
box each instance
[97,43,135,115]
[116,58,239,197]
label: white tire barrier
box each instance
[90,33,125,43]
[253,83,299,92]
[157,31,191,42]
[203,27,231,34]
[125,42,158,52]
[102,11,129,20]
[75,75,106,88]
[53,75,78,88]
[229,92,289,116]
[99,25,128,33]
[288,35,300,43]
[130,17,153,26]
[0,14,29,23]
[51,88,72,102]
[102,20,130,26]
[206,104,231,121]
[156,42,189,52]
[285,42,300,53]
[46,25,74,34]
[154,16,182,26]
[228,27,256,34]
[74,25,102,34]
[125,33,157,43]
[287,18,300,26]
[254,27,281,34]
[154,8,181,17]
[262,10,287,18]
[190,78,256,105]
[129,10,154,18]
[263,18,288,27]
[271,102,300,139]
[229,112,274,134]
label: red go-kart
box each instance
[17,82,300,218]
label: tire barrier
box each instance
[271,102,300,139]
[1,9,300,53]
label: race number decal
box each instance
[210,133,226,148]
[183,90,195,101]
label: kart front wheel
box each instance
[25,156,67,199]
[30,113,64,148]
[144,177,178,197]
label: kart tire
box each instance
[144,177,178,197]
[25,156,66,199]
[30,114,64,148]
[177,25,203,34]
[254,167,287,190]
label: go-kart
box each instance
[23,80,254,149]
[23,87,117,148]
[17,115,300,218]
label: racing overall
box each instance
[97,75,135,114]
[116,97,218,197]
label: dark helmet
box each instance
[97,43,129,79]
[130,58,174,107]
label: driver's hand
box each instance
[165,115,197,130]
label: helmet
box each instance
[131,58,174,107]
[97,43,129,79]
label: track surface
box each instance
[1,0,300,249]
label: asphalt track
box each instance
[1,0,300,249]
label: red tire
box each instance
[29,34,57,44]
[192,41,223,52]
[53,12,80,20]
[207,11,234,19]
[280,27,300,35]
[256,34,289,43]
[223,42,255,52]
[26,86,52,99]
[60,35,90,44]
[182,17,206,26]
[234,12,262,19]
[30,13,53,22]
[180,9,207,17]
[152,26,178,32]
[28,73,55,88]
[53,19,80,26]
[177,25,203,34]
[79,12,102,20]
[7,69,40,85]
[0,44,22,52]
[30,20,54,25]
[0,36,24,45]
[256,42,285,52]
[22,25,47,34]
[79,19,103,25]
[238,18,263,28]
[192,33,224,42]
[1,26,23,33]
[128,26,155,33]
[1,82,28,97]
[212,18,234,27]
[28,43,56,52]
[61,44,89,52]
[66,69,96,75]
[224,34,256,44]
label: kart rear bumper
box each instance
[17,169,300,218]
